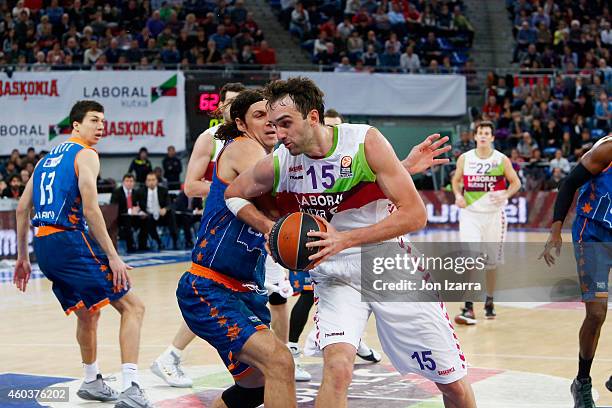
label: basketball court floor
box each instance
[1,230,610,407]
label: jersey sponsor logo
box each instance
[289,165,303,173]
[42,154,64,168]
[295,192,344,220]
[437,367,456,376]
[340,156,353,178]
[463,175,506,192]
[324,331,345,338]
[289,175,304,180]
[0,79,59,99]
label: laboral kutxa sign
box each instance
[0,71,185,154]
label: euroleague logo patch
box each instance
[340,156,353,178]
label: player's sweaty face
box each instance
[268,97,307,155]
[245,100,277,150]
[78,111,105,146]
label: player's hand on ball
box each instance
[539,232,562,267]
[306,216,349,264]
[455,194,467,208]
[13,259,32,292]
[109,256,133,291]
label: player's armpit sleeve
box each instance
[552,162,595,223]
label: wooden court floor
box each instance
[1,230,610,407]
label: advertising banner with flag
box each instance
[0,71,185,154]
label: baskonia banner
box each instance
[0,71,185,154]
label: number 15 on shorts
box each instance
[412,351,436,370]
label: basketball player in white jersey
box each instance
[151,83,246,387]
[452,121,521,325]
[226,77,476,408]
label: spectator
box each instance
[153,166,167,188]
[230,0,248,25]
[3,175,23,199]
[162,145,182,189]
[134,172,178,250]
[453,6,474,46]
[549,149,571,174]
[82,39,103,65]
[111,174,142,252]
[254,40,276,65]
[594,91,611,131]
[542,119,563,151]
[543,167,565,191]
[362,43,379,67]
[19,168,30,185]
[22,147,38,167]
[482,95,501,122]
[202,39,221,64]
[556,96,576,128]
[347,30,364,62]
[524,148,547,190]
[517,131,539,159]
[316,42,339,66]
[453,130,475,159]
[129,147,153,184]
[146,10,165,38]
[173,191,203,249]
[290,2,310,40]
[0,180,7,198]
[400,45,421,73]
[514,20,537,62]
[520,95,541,125]
[379,43,401,71]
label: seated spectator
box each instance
[420,31,442,63]
[520,43,540,67]
[111,174,143,252]
[544,167,565,191]
[400,45,421,73]
[514,21,536,62]
[549,149,570,174]
[517,131,539,159]
[509,148,525,172]
[524,148,547,190]
[362,43,379,67]
[153,166,168,188]
[379,43,401,71]
[21,147,39,168]
[209,25,232,52]
[315,42,339,66]
[346,30,364,62]
[20,169,30,185]
[556,96,575,128]
[520,96,540,126]
[3,175,23,199]
[254,40,276,65]
[453,131,475,159]
[290,2,310,40]
[146,10,165,38]
[387,2,406,35]
[453,6,474,46]
[482,95,501,122]
[134,172,178,250]
[173,191,203,249]
[337,16,355,39]
[334,56,354,72]
[594,91,611,131]
[579,128,594,152]
[202,39,222,64]
[83,39,103,65]
[129,147,153,184]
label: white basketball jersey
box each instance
[203,124,226,182]
[462,149,508,212]
[273,124,392,232]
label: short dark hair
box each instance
[474,120,495,134]
[69,100,104,129]
[263,77,325,124]
[216,89,265,142]
[324,109,343,122]
[122,173,134,181]
[146,171,157,179]
[220,82,246,102]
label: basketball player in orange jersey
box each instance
[226,77,476,408]
[452,121,521,324]
[13,101,152,408]
[151,83,246,387]
[540,135,611,407]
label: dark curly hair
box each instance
[263,77,325,124]
[215,89,265,142]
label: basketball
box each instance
[268,212,327,271]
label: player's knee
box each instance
[77,309,100,328]
[585,306,607,327]
[436,380,467,401]
[264,342,294,377]
[324,355,354,389]
[117,295,146,320]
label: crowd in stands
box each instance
[272,0,474,73]
[0,0,277,70]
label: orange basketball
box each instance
[268,212,327,271]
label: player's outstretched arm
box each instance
[307,127,427,263]
[184,129,214,198]
[77,149,132,289]
[13,178,34,292]
[402,133,451,174]
[540,141,612,266]
[224,153,276,235]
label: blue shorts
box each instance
[289,270,313,294]
[176,266,271,380]
[572,215,612,301]
[34,229,129,315]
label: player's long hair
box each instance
[215,89,265,142]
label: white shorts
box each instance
[459,208,507,266]
[305,255,467,384]
[264,256,286,287]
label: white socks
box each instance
[161,345,182,362]
[84,361,99,383]
[357,339,370,355]
[122,363,139,390]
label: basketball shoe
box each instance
[357,340,382,363]
[606,375,611,392]
[570,377,596,408]
[150,351,193,388]
[455,303,477,325]
[77,374,119,402]
[115,382,153,408]
[484,297,496,319]
[288,342,312,382]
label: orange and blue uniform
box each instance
[572,150,611,301]
[176,138,270,380]
[32,137,129,315]
[289,270,312,294]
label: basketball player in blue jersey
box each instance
[12,101,152,408]
[540,135,612,408]
[175,90,297,408]
[151,82,246,388]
